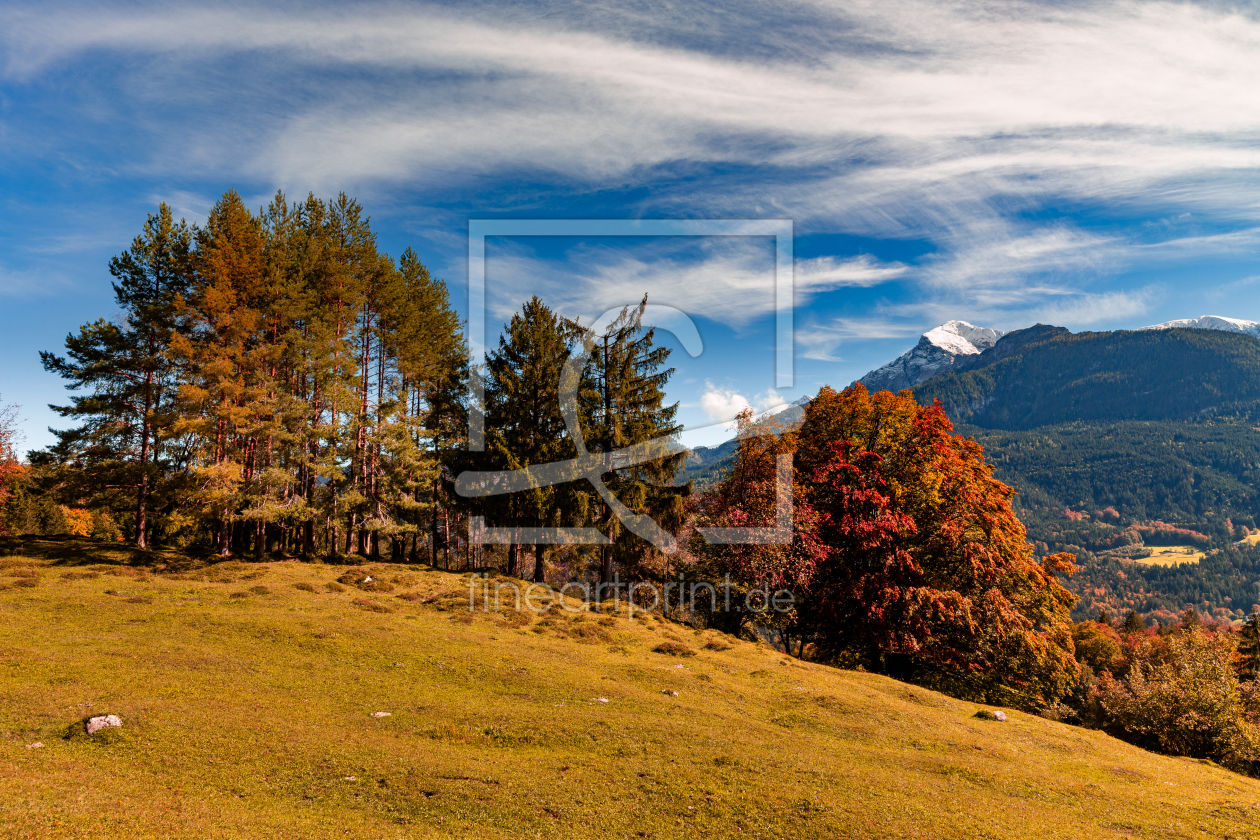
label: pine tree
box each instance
[1239,609,1260,681]
[485,298,575,581]
[38,191,469,562]
[170,191,273,555]
[41,204,193,547]
[582,297,686,585]
[386,248,466,563]
[1123,610,1145,634]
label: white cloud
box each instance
[5,0,1260,317]
[0,265,73,299]
[796,317,924,362]
[700,382,751,425]
[481,237,906,327]
[698,382,789,430]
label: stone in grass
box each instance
[661,690,679,697]
[370,712,392,718]
[86,714,124,735]
[26,742,44,749]
[974,709,1007,722]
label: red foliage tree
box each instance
[694,385,1080,708]
[792,385,1080,707]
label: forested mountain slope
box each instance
[915,326,1260,429]
[964,420,1260,620]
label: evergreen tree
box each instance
[170,191,273,555]
[582,297,686,585]
[41,204,193,547]
[36,190,467,562]
[1123,610,1146,634]
[485,298,575,582]
[1239,609,1260,681]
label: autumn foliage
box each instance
[694,385,1080,709]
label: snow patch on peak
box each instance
[856,320,1005,393]
[1142,315,1260,337]
[923,321,1004,357]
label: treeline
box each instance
[9,192,684,579]
[1060,544,1260,625]
[1067,609,1260,773]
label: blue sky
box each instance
[3,0,1260,451]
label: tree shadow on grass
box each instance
[0,535,238,573]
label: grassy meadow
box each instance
[2,537,1260,839]
[1136,546,1206,566]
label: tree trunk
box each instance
[533,543,546,583]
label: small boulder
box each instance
[974,709,1007,722]
[26,742,44,749]
[86,714,123,735]
[370,712,392,718]
[661,690,679,697]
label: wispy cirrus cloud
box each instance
[481,237,904,327]
[3,0,1260,329]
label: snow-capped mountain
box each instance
[1141,315,1260,338]
[857,320,1004,392]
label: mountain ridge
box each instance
[856,320,1004,392]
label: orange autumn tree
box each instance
[794,385,1080,708]
[696,384,1079,709]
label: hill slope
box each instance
[915,326,1260,429]
[3,538,1260,839]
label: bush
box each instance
[1093,629,1260,772]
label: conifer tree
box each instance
[1123,610,1146,634]
[41,204,193,547]
[1239,609,1260,681]
[170,191,274,555]
[39,190,466,561]
[485,298,575,581]
[583,297,686,584]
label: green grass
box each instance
[1136,545,1205,566]
[3,536,1260,839]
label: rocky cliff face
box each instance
[857,320,1004,392]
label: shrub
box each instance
[1093,629,1260,772]
[652,641,697,657]
[1072,621,1125,676]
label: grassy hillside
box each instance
[4,538,1260,839]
